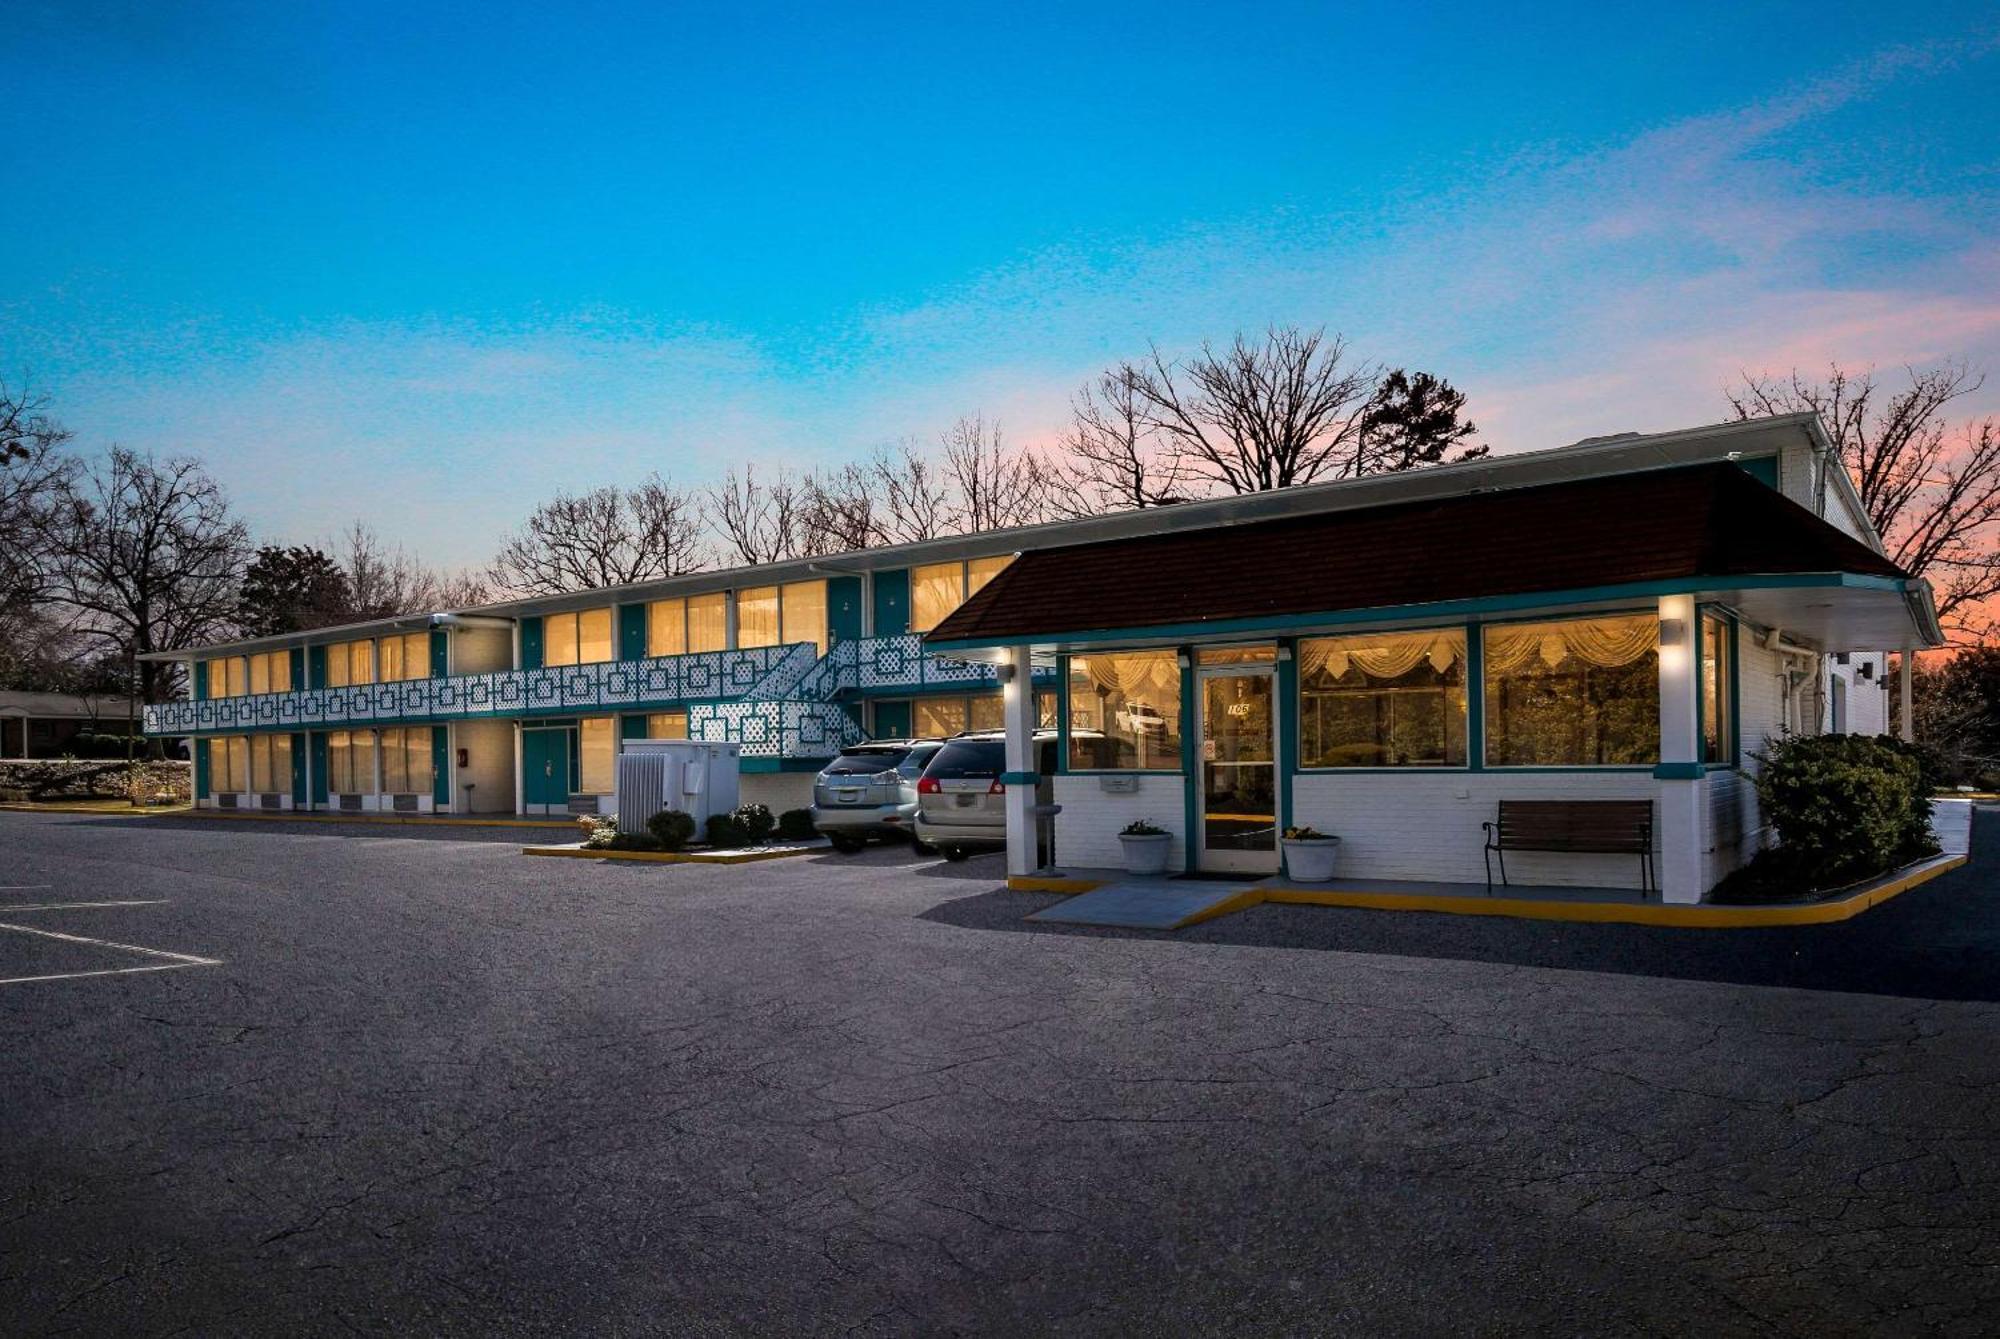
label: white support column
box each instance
[1656,594,1705,905]
[1000,645,1038,878]
[1899,648,1915,743]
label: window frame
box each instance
[1478,609,1662,771]
[1697,607,1738,768]
[1294,627,1471,772]
[1063,648,1186,774]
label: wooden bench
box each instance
[1482,800,1654,897]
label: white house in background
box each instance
[921,415,1938,904]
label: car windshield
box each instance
[923,739,1005,779]
[823,749,908,776]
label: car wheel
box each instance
[942,846,971,862]
[828,833,867,854]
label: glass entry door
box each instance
[1198,667,1278,873]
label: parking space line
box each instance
[0,962,217,987]
[0,916,221,988]
[0,900,170,913]
[0,885,53,891]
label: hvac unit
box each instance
[615,740,741,835]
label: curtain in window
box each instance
[781,580,827,653]
[910,563,962,633]
[687,593,728,653]
[1484,617,1656,674]
[1077,652,1181,697]
[737,587,780,648]
[1299,632,1461,682]
[648,599,686,657]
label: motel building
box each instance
[143,414,1939,905]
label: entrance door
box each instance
[1197,667,1279,873]
[522,729,571,811]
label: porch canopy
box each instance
[924,462,1941,657]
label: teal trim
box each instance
[619,714,648,741]
[998,770,1040,785]
[741,757,828,774]
[289,647,306,690]
[1178,648,1197,874]
[1693,608,1707,766]
[520,617,544,670]
[1066,769,1184,777]
[193,663,209,702]
[1275,638,1297,835]
[923,573,1915,653]
[431,726,450,806]
[309,732,329,805]
[1654,762,1705,779]
[193,738,210,797]
[872,568,910,635]
[1296,766,1472,775]
[827,575,864,645]
[307,645,327,691]
[290,732,307,804]
[1728,613,1741,765]
[1055,655,1071,774]
[1464,619,1485,769]
[1737,455,1779,488]
[428,629,448,678]
[1489,765,1656,774]
[617,604,647,661]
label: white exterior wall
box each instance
[1052,774,1190,872]
[1289,772,1660,890]
[454,718,515,813]
[742,771,815,815]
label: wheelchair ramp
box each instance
[1027,878,1258,931]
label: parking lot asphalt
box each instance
[1,809,1996,1336]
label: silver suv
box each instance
[913,731,1060,861]
[811,739,945,854]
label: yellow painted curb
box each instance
[1006,854,1968,930]
[178,809,576,829]
[522,842,822,865]
[0,802,190,817]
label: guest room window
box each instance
[1700,611,1733,764]
[1483,614,1659,766]
[1298,630,1467,767]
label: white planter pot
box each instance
[1282,837,1341,882]
[1118,832,1173,876]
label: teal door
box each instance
[872,700,912,739]
[523,730,571,807]
[828,575,864,646]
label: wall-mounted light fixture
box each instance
[1658,618,1688,648]
[995,662,1017,685]
[1175,653,1191,669]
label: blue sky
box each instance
[5,1,1997,568]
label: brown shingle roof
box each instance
[926,463,1906,645]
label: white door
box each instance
[1197,666,1279,874]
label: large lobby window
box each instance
[1067,650,1181,770]
[1299,630,1467,767]
[1483,614,1659,766]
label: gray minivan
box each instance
[811,739,944,853]
[912,731,1059,861]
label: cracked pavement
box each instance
[1,810,1996,1335]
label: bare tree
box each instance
[342,522,491,616]
[799,463,879,556]
[1053,366,1188,516]
[40,448,248,708]
[1728,362,2000,638]
[0,382,81,635]
[1121,326,1381,494]
[937,415,1055,534]
[707,465,810,567]
[870,439,954,544]
[489,476,706,598]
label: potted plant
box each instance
[1118,819,1172,876]
[1281,825,1342,882]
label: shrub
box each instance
[605,831,664,852]
[1119,819,1167,837]
[733,803,776,844]
[1750,733,1937,888]
[705,813,749,849]
[776,808,816,841]
[646,809,698,851]
[578,814,618,849]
